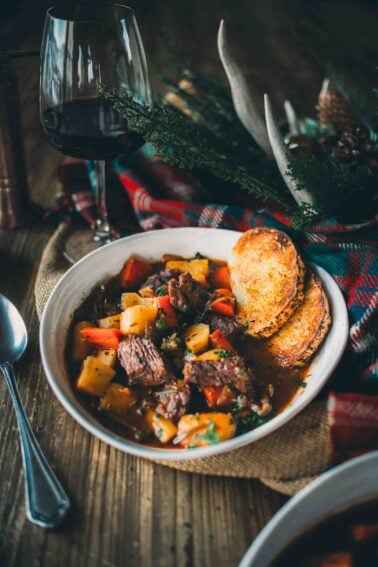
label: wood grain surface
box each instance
[0,1,376,565]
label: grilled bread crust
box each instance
[229,228,305,338]
[265,271,331,367]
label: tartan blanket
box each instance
[51,145,378,464]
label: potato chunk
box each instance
[72,321,93,362]
[182,323,210,354]
[121,292,142,310]
[76,356,115,396]
[145,410,178,444]
[196,349,221,361]
[94,348,117,368]
[120,304,158,335]
[175,413,236,448]
[97,313,121,329]
[99,384,136,414]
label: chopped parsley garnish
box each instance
[192,421,221,446]
[156,285,168,296]
[195,252,206,259]
[214,349,231,359]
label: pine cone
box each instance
[319,125,377,171]
[317,89,355,129]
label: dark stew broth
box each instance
[272,501,378,567]
[65,255,308,449]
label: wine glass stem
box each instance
[93,160,111,241]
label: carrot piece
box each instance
[80,327,122,350]
[119,257,152,289]
[209,329,237,354]
[209,266,231,289]
[156,295,178,328]
[202,386,224,408]
[213,288,234,299]
[210,300,235,317]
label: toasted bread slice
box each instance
[229,228,305,338]
[265,271,331,367]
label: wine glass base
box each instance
[64,227,110,264]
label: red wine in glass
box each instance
[41,98,144,160]
[40,4,152,260]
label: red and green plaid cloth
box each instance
[50,144,378,464]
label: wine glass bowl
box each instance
[40,3,152,251]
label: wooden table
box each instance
[0,1,376,565]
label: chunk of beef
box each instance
[141,269,181,293]
[184,357,255,399]
[207,313,244,338]
[154,380,191,422]
[118,336,174,386]
[168,272,209,313]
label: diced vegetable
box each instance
[175,413,237,448]
[160,332,182,355]
[202,386,224,407]
[119,257,152,289]
[99,383,137,413]
[209,266,231,289]
[76,356,115,396]
[121,292,142,310]
[94,348,117,368]
[97,313,121,329]
[72,321,93,362]
[210,300,235,317]
[139,286,155,298]
[196,349,222,361]
[80,327,122,350]
[145,410,178,443]
[213,288,235,299]
[157,295,178,328]
[209,329,237,355]
[165,259,208,286]
[189,258,209,276]
[120,304,158,335]
[182,323,210,354]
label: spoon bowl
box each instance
[0,294,28,364]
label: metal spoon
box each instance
[0,294,70,528]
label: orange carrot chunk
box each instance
[209,329,237,355]
[80,327,122,350]
[210,300,235,318]
[209,266,231,289]
[119,257,152,289]
[156,295,178,328]
[202,385,224,408]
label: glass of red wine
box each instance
[40,3,152,261]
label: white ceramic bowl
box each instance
[240,450,378,567]
[40,227,349,461]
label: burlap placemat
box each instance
[35,223,331,495]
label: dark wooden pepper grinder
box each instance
[0,54,31,228]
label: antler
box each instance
[264,94,314,207]
[217,20,272,156]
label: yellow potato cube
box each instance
[121,292,142,310]
[120,304,158,335]
[165,260,208,286]
[94,348,117,368]
[99,383,136,414]
[176,413,236,448]
[97,313,121,329]
[189,258,209,276]
[145,410,178,444]
[196,349,221,361]
[72,321,93,362]
[76,356,115,396]
[182,323,210,354]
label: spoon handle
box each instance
[1,363,70,528]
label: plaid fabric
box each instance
[51,145,378,464]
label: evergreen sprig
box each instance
[100,84,292,209]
